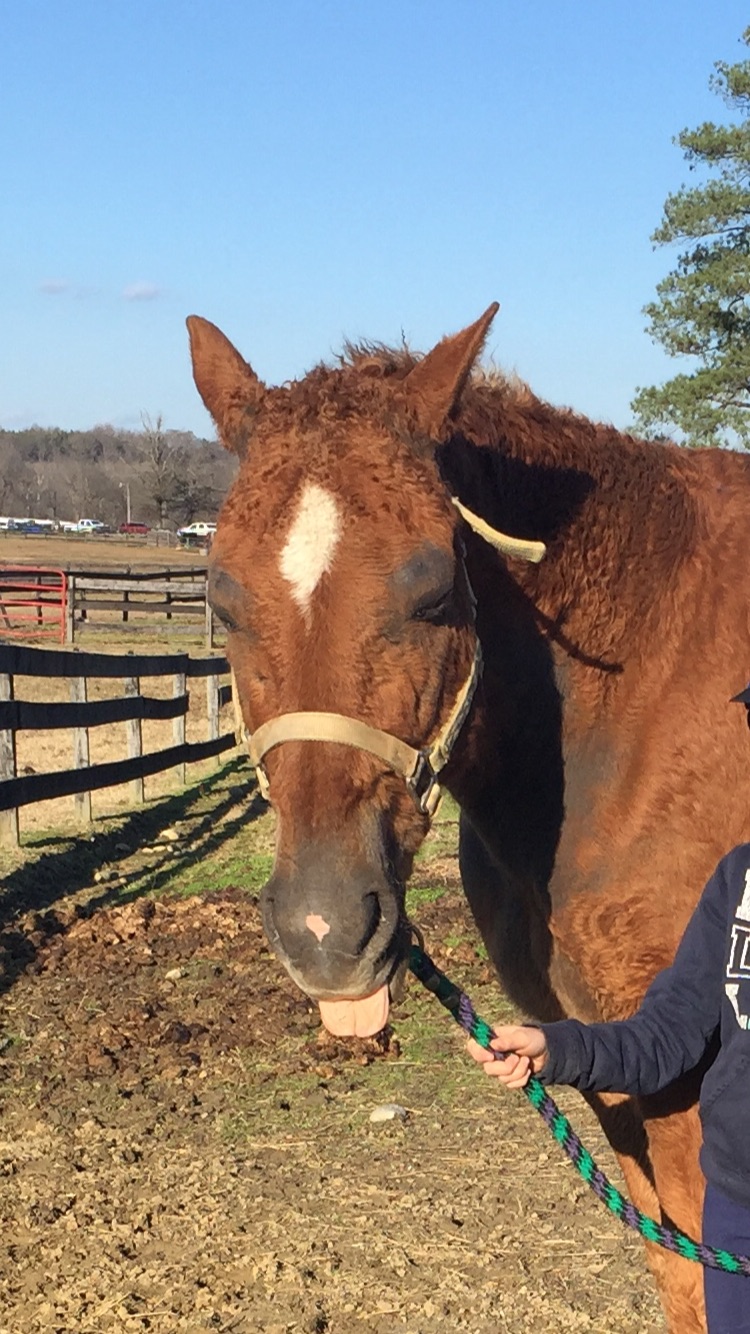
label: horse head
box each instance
[187,306,520,1036]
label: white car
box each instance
[177,521,217,542]
[61,518,107,534]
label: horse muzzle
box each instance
[260,847,409,1035]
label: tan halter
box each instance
[248,641,482,818]
[237,500,546,819]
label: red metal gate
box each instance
[0,567,68,644]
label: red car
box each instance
[119,521,150,535]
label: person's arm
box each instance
[469,853,732,1096]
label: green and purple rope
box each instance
[408,943,750,1276]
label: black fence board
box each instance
[0,732,237,810]
[0,693,188,731]
[0,643,228,679]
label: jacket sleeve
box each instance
[537,855,731,1096]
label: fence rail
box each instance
[0,641,239,845]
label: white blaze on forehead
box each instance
[280,483,342,615]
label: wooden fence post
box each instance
[124,676,144,805]
[71,675,92,826]
[0,672,19,847]
[207,669,219,742]
[205,593,214,650]
[173,671,187,787]
[65,574,75,644]
[230,669,244,745]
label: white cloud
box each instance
[39,279,70,295]
[122,281,162,302]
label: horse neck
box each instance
[437,410,698,873]
[438,406,697,659]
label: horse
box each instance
[187,305,750,1332]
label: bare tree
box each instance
[138,413,185,528]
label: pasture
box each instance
[0,762,664,1332]
[0,532,206,572]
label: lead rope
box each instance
[408,943,750,1276]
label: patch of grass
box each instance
[0,1031,30,1052]
[167,851,275,899]
[405,883,448,911]
[414,793,460,862]
[443,930,468,950]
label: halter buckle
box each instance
[407,752,442,818]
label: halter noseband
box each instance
[248,641,482,818]
[239,500,545,818]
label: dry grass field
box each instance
[0,532,207,572]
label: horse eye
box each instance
[411,591,455,626]
[212,605,239,632]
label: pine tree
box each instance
[632,28,750,447]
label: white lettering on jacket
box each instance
[737,869,750,923]
[725,875,750,1028]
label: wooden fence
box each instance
[67,568,216,645]
[0,642,240,846]
[0,564,218,647]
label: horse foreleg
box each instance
[590,1092,706,1333]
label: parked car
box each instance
[119,521,151,535]
[60,518,108,534]
[177,520,217,548]
[7,519,48,534]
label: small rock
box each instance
[369,1103,408,1124]
[164,967,187,982]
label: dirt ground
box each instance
[0,767,667,1334]
[0,556,668,1333]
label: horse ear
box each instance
[186,316,265,457]
[403,303,499,439]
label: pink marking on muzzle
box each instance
[305,913,331,943]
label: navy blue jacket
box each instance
[540,844,750,1208]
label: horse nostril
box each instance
[355,892,382,955]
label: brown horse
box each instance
[188,305,750,1332]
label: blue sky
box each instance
[1,2,747,438]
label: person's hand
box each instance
[467,1025,549,1089]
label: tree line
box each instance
[0,415,237,528]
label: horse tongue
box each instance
[318,985,390,1037]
